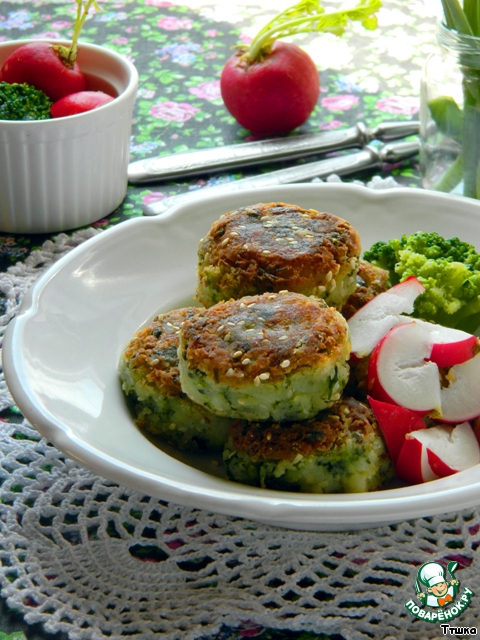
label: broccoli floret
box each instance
[363,231,480,333]
[362,239,399,279]
[0,81,52,121]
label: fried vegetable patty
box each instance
[341,259,390,320]
[119,307,232,451]
[223,397,394,493]
[196,202,361,309]
[178,291,351,421]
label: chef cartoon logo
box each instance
[405,560,474,623]
[416,560,459,607]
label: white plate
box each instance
[5,183,480,532]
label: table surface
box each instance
[0,0,439,274]
[1,1,471,639]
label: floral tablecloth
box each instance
[0,1,456,639]
[0,0,437,272]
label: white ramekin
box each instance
[0,40,138,234]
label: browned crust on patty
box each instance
[344,353,371,401]
[197,202,361,294]
[228,397,379,461]
[179,291,350,385]
[122,307,201,396]
[341,259,390,320]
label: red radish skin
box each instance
[395,435,428,485]
[430,337,477,367]
[413,320,479,368]
[367,332,423,408]
[367,396,426,463]
[51,91,114,118]
[219,0,381,135]
[398,423,480,485]
[427,448,457,477]
[220,41,320,136]
[367,337,397,405]
[0,42,86,102]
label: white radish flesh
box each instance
[413,319,478,367]
[348,276,424,357]
[440,353,480,422]
[414,422,480,473]
[371,322,442,413]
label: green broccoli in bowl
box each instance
[0,81,52,121]
[363,232,480,333]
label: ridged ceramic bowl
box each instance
[4,183,480,531]
[0,40,138,234]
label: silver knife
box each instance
[129,121,419,184]
[143,140,419,216]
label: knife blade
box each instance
[143,140,419,216]
[129,120,419,184]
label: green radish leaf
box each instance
[440,0,473,34]
[464,0,480,35]
[428,95,464,139]
[69,0,102,62]
[243,0,382,63]
[442,0,456,28]
[432,155,463,192]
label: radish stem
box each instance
[241,0,381,65]
[54,0,101,66]
[68,0,101,63]
[441,0,473,34]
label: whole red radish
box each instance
[51,91,114,118]
[220,0,381,136]
[0,0,99,102]
[221,42,319,136]
[0,42,86,102]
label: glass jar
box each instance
[420,21,480,198]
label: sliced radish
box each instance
[367,321,442,413]
[395,432,438,484]
[368,396,426,463]
[413,319,478,368]
[348,275,424,357]
[427,449,457,477]
[396,423,480,485]
[419,422,480,476]
[440,352,480,422]
[430,329,477,367]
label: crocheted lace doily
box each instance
[1,178,479,640]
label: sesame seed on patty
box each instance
[196,202,361,309]
[122,307,201,397]
[179,291,350,386]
